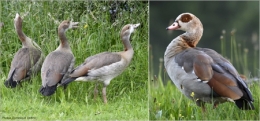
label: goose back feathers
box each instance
[165,13,254,110]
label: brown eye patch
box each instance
[181,14,192,23]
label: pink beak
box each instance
[166,21,179,30]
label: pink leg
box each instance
[102,86,107,104]
[94,83,98,101]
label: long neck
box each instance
[58,28,70,49]
[121,33,134,63]
[180,26,203,47]
[121,34,133,51]
[164,26,203,64]
[15,20,34,48]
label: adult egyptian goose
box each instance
[60,23,140,103]
[164,13,254,110]
[39,20,78,96]
[4,13,44,88]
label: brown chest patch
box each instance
[180,35,195,47]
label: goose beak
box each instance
[71,22,79,29]
[133,23,140,29]
[15,13,19,19]
[166,21,179,30]
[14,13,20,22]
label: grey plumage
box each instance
[5,13,43,88]
[39,20,78,96]
[40,51,74,96]
[60,23,140,103]
[165,13,254,110]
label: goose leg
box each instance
[213,103,218,109]
[196,99,206,112]
[201,105,206,112]
[94,83,99,101]
[17,81,23,87]
[102,86,107,104]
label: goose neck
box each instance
[58,28,70,49]
[121,35,133,51]
[164,26,203,66]
[15,20,35,48]
[15,20,26,42]
[181,24,203,47]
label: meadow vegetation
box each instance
[0,1,148,120]
[149,31,260,120]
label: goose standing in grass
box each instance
[164,13,254,110]
[39,20,79,96]
[60,23,140,103]
[5,13,44,88]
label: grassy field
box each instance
[149,33,260,120]
[0,1,148,120]
[150,77,260,120]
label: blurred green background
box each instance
[150,1,259,83]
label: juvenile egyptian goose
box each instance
[60,23,140,103]
[4,13,44,88]
[165,13,254,110]
[39,20,79,96]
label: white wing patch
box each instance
[196,78,201,82]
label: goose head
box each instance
[58,20,79,32]
[120,23,140,51]
[57,20,79,49]
[166,13,203,47]
[120,23,140,41]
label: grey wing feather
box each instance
[28,51,45,75]
[70,52,121,77]
[8,47,42,81]
[41,51,74,87]
[84,52,121,69]
[195,47,254,102]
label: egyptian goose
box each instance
[39,20,79,96]
[60,23,140,103]
[165,13,254,110]
[4,13,44,88]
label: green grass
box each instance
[149,31,260,120]
[150,78,260,120]
[0,1,148,120]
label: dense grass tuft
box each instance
[0,1,148,120]
[149,71,260,120]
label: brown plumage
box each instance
[5,13,44,88]
[165,13,254,110]
[60,23,140,104]
[39,20,78,96]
